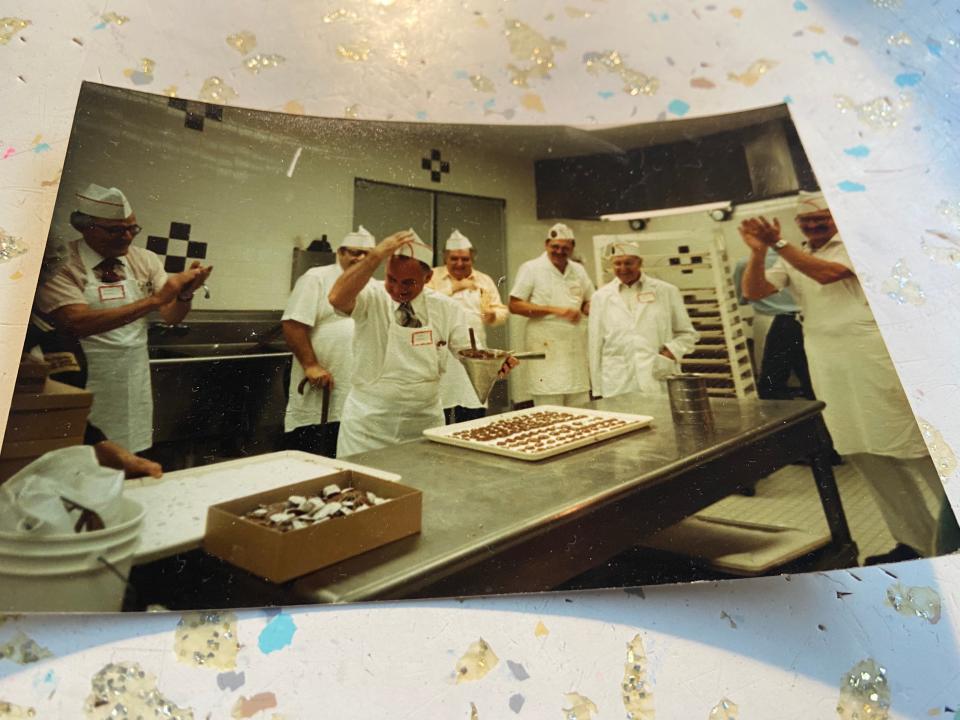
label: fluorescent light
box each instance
[600,200,732,221]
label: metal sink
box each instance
[148,342,290,362]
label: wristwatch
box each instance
[772,238,789,251]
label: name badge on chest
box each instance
[411,329,434,347]
[637,291,656,304]
[98,284,127,302]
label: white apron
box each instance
[79,264,154,453]
[525,281,589,396]
[804,326,928,458]
[438,287,485,410]
[598,292,678,398]
[285,314,355,430]
[336,311,446,457]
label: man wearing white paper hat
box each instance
[36,183,212,452]
[281,226,376,457]
[740,190,960,563]
[427,229,509,423]
[588,241,698,398]
[329,229,518,456]
[509,222,596,407]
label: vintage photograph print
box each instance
[2,81,955,612]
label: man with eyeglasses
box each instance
[740,190,960,564]
[328,230,518,457]
[281,226,376,457]
[35,183,212,453]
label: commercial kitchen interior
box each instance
[9,81,951,607]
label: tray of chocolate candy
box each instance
[241,483,390,532]
[422,405,653,461]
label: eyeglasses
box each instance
[339,247,370,258]
[91,223,141,237]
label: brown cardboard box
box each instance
[0,435,85,484]
[14,356,50,393]
[203,470,422,583]
[6,379,93,443]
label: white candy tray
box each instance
[422,405,654,461]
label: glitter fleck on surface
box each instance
[871,0,901,7]
[835,94,910,129]
[0,701,36,718]
[226,31,257,55]
[563,692,598,720]
[918,418,957,477]
[843,145,870,158]
[935,200,960,230]
[730,7,744,18]
[0,17,30,45]
[283,100,305,114]
[836,659,890,720]
[231,692,277,718]
[709,697,739,719]
[920,231,960,268]
[199,77,238,104]
[534,621,549,637]
[621,635,654,720]
[504,19,566,87]
[470,74,495,92]
[0,631,52,664]
[887,32,912,45]
[123,57,155,85]
[337,42,372,62]
[345,104,360,118]
[174,612,240,670]
[84,662,194,720]
[582,50,658,95]
[838,180,866,192]
[100,12,130,26]
[690,76,716,88]
[455,638,500,683]
[882,259,924,305]
[0,228,28,263]
[843,35,860,46]
[727,58,778,86]
[258,612,297,654]
[886,583,941,624]
[162,85,178,97]
[506,660,530,681]
[323,8,359,23]
[470,702,479,720]
[217,671,246,691]
[243,53,286,73]
[807,24,825,34]
[565,6,592,18]
[509,694,525,713]
[522,92,546,112]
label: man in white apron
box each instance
[740,191,960,563]
[427,229,509,424]
[509,223,596,407]
[282,226,376,457]
[588,241,698,399]
[328,230,518,457]
[36,183,212,452]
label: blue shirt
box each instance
[732,255,800,316]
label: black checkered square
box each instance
[421,149,450,183]
[146,221,207,274]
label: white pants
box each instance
[848,453,960,557]
[532,392,590,408]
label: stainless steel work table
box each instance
[291,393,857,604]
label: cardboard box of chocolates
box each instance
[203,469,422,583]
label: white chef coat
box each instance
[36,239,166,452]
[588,274,699,398]
[765,235,927,458]
[336,284,472,457]
[282,263,354,430]
[510,252,595,396]
[428,266,507,409]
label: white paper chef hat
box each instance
[75,184,133,219]
[796,190,829,214]
[606,241,643,258]
[394,229,434,266]
[338,225,376,250]
[547,222,575,241]
[445,229,473,251]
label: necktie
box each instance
[396,302,422,328]
[95,257,125,284]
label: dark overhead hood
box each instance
[535,117,817,220]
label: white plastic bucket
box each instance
[0,497,145,612]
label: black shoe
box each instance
[738,485,757,497]
[863,544,923,566]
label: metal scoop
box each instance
[457,348,545,404]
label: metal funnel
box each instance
[457,349,545,404]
